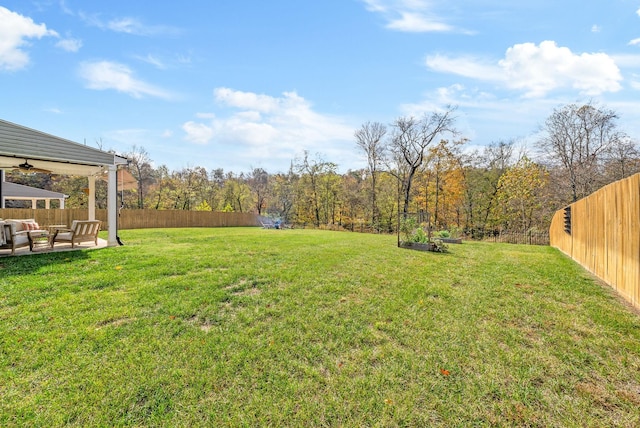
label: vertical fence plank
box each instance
[550,173,640,311]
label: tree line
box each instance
[7,101,640,235]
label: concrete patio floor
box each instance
[0,237,109,257]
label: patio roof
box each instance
[2,181,68,200]
[0,119,127,175]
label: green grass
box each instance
[1,228,640,427]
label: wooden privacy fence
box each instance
[0,208,261,230]
[549,173,640,310]
[118,210,260,229]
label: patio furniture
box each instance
[28,229,50,251]
[50,220,101,249]
[0,218,45,254]
[261,219,275,229]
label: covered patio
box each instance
[0,119,128,250]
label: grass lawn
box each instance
[1,227,640,427]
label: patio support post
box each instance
[88,175,96,220]
[0,169,4,209]
[107,165,117,247]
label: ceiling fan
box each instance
[12,159,52,174]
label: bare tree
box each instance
[355,121,387,230]
[602,138,640,181]
[388,107,456,215]
[247,167,269,215]
[125,145,154,209]
[271,165,297,223]
[538,101,625,202]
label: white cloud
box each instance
[214,87,280,113]
[59,0,74,16]
[182,121,215,144]
[629,38,640,46]
[500,41,622,96]
[426,54,503,81]
[107,17,158,35]
[387,11,454,32]
[182,88,356,170]
[610,53,640,67]
[79,12,179,36]
[591,24,601,33]
[108,17,143,34]
[361,0,460,33]
[56,37,82,52]
[427,41,623,97]
[78,60,173,99]
[361,0,387,14]
[0,6,58,71]
[134,54,166,69]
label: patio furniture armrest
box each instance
[1,229,35,254]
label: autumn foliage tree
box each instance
[493,156,550,231]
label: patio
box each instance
[0,236,109,257]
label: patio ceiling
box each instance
[0,155,107,176]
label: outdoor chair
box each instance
[0,219,45,255]
[261,219,275,229]
[50,220,101,249]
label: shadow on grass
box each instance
[0,250,91,277]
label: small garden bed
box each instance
[398,241,447,252]
[398,217,454,252]
[439,237,462,244]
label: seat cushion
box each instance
[55,232,74,240]
[13,232,30,245]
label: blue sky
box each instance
[2,0,640,173]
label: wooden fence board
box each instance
[550,173,640,310]
[0,209,260,230]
